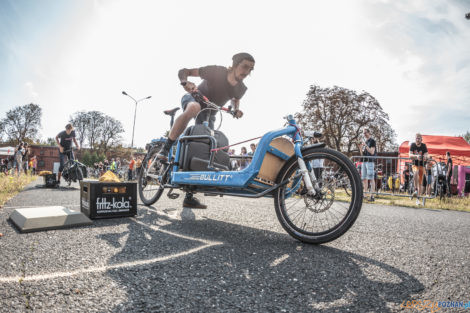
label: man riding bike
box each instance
[157,52,255,209]
[55,123,80,184]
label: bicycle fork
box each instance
[297,157,321,196]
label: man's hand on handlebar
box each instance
[234,109,243,119]
[181,81,196,93]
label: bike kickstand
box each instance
[167,188,180,199]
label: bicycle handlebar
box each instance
[190,90,237,117]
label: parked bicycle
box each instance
[138,90,363,244]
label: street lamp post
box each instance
[122,91,151,148]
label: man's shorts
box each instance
[412,165,425,185]
[181,93,216,129]
[361,162,375,180]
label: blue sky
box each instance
[1,0,469,149]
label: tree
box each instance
[0,120,5,142]
[295,85,396,154]
[461,131,470,144]
[86,111,104,150]
[69,111,91,148]
[1,103,42,144]
[98,115,124,154]
[81,150,105,167]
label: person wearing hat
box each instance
[55,123,80,184]
[157,52,255,209]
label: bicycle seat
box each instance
[164,107,180,116]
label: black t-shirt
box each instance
[362,138,376,162]
[403,169,410,181]
[57,130,76,151]
[198,65,247,108]
[447,157,453,177]
[409,142,428,166]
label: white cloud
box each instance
[24,81,39,99]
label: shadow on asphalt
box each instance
[93,208,424,312]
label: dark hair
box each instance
[65,123,73,130]
[232,52,255,67]
[446,151,451,156]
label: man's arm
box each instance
[178,68,199,92]
[55,135,63,153]
[178,68,199,82]
[230,99,243,118]
[364,145,375,155]
[73,137,80,150]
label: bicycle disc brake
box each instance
[303,184,335,213]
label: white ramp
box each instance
[9,206,92,233]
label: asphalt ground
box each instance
[0,177,469,312]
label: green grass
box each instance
[333,189,470,212]
[362,192,470,212]
[0,173,37,208]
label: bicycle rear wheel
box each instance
[274,147,363,244]
[138,149,169,205]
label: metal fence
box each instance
[351,155,451,204]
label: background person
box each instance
[14,142,24,176]
[55,123,80,184]
[128,155,135,181]
[238,147,250,170]
[358,128,376,202]
[409,133,428,205]
[425,159,433,196]
[446,151,453,197]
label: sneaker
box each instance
[416,199,420,206]
[156,144,171,161]
[183,194,207,209]
[370,195,375,202]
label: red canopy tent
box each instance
[399,135,470,166]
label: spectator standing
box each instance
[103,159,109,171]
[409,133,428,205]
[310,136,324,182]
[446,151,453,197]
[228,149,238,171]
[358,128,377,202]
[110,158,117,173]
[135,156,142,178]
[14,142,24,176]
[22,142,30,174]
[30,155,37,175]
[238,147,249,170]
[128,155,135,181]
[425,159,433,196]
[403,164,411,193]
[116,157,121,172]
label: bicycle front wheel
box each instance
[138,149,169,206]
[274,147,363,244]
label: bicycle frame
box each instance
[161,115,310,197]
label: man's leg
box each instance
[446,175,452,196]
[157,101,202,160]
[57,153,66,182]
